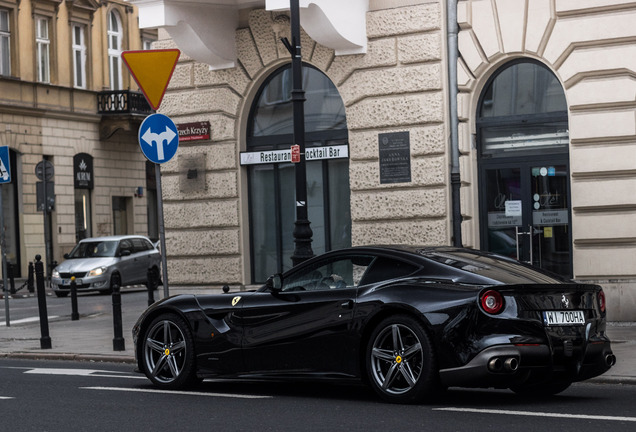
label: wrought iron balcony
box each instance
[97,90,154,115]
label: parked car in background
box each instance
[51,235,161,297]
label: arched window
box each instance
[107,10,122,90]
[478,60,568,157]
[246,64,350,283]
[477,60,572,277]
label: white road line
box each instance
[82,386,272,399]
[434,407,636,423]
[24,368,145,379]
[0,316,59,326]
[0,396,14,400]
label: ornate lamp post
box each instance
[284,0,314,266]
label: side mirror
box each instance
[266,273,283,292]
[63,253,69,259]
[120,250,132,257]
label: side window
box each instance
[359,257,419,286]
[282,256,373,292]
[131,238,148,253]
[119,239,133,255]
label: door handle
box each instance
[340,300,354,310]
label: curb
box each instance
[1,352,136,364]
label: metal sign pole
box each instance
[155,163,169,298]
[42,158,51,280]
[1,187,9,326]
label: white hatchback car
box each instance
[51,235,161,297]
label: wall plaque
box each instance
[379,131,411,184]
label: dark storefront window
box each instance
[477,60,572,277]
[246,64,351,283]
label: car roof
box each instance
[78,235,151,243]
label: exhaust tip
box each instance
[504,357,519,372]
[605,354,616,367]
[488,357,503,372]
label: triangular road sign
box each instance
[122,49,180,110]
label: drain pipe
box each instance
[447,0,463,247]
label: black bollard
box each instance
[34,255,52,349]
[8,263,15,295]
[70,276,79,321]
[112,282,125,351]
[146,268,155,306]
[27,262,35,294]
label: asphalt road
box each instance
[1,358,635,432]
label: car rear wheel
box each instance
[366,315,440,403]
[141,313,197,389]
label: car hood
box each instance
[55,258,118,273]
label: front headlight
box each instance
[52,269,60,278]
[88,267,107,277]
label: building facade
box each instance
[132,0,636,321]
[0,0,157,278]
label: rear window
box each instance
[420,250,564,284]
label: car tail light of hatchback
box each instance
[480,290,504,314]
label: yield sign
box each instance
[121,49,180,110]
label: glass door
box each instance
[481,160,572,277]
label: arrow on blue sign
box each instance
[138,114,179,164]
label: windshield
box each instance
[68,241,118,258]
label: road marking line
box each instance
[0,396,14,400]
[434,407,636,423]
[24,368,144,379]
[82,386,272,399]
[0,316,59,326]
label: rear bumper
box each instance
[439,341,615,388]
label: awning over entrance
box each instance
[131,0,368,70]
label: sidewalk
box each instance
[1,290,635,385]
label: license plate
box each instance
[543,310,585,326]
[61,278,82,286]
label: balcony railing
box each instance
[97,90,154,115]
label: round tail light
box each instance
[480,290,504,314]
[598,289,606,313]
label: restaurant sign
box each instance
[240,144,349,165]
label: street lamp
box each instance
[283,0,314,266]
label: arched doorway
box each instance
[244,64,350,283]
[477,60,572,277]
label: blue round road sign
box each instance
[138,113,179,164]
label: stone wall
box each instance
[157,1,449,287]
[457,0,636,320]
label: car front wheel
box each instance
[141,313,197,389]
[366,315,440,403]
